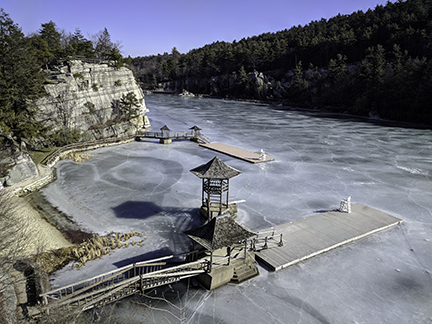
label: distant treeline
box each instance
[131,0,432,125]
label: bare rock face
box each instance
[0,137,38,187]
[0,60,152,187]
[37,60,150,143]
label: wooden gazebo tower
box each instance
[190,157,241,220]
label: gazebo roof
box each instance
[190,125,202,131]
[184,214,256,251]
[190,156,242,179]
[160,125,170,131]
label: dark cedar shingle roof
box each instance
[184,214,256,250]
[190,156,242,179]
[189,125,202,131]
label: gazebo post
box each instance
[219,181,223,215]
[226,179,230,207]
[209,250,213,272]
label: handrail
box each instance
[40,257,209,311]
[41,255,174,298]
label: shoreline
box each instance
[24,191,94,244]
[152,91,432,130]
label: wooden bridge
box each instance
[135,131,211,144]
[38,255,209,315]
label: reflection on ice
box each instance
[44,95,432,323]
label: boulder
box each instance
[179,89,195,97]
[0,137,38,187]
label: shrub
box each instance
[50,128,81,146]
[73,72,84,80]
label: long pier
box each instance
[200,142,274,163]
[253,204,403,271]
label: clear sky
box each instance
[2,0,393,57]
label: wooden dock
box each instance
[254,204,403,271]
[200,142,274,163]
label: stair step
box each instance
[231,264,259,283]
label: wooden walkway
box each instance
[38,256,209,315]
[136,131,210,144]
[200,142,274,163]
[254,204,403,271]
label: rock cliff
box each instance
[37,60,150,143]
[0,60,151,187]
[0,137,37,187]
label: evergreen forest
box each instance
[0,9,128,145]
[132,0,432,125]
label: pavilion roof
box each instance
[184,214,256,251]
[190,156,242,179]
[160,125,170,131]
[190,125,202,131]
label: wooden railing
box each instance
[39,255,209,314]
[42,135,136,168]
[136,131,210,144]
[251,228,284,251]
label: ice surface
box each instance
[43,94,432,323]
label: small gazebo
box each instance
[190,157,241,220]
[160,125,171,144]
[184,213,256,272]
[160,125,170,137]
[189,125,202,137]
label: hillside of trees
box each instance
[0,9,130,147]
[131,0,432,125]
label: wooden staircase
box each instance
[231,259,259,283]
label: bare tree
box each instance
[0,189,51,322]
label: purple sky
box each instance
[2,0,392,57]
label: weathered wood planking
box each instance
[255,204,403,271]
[200,142,274,163]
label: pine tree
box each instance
[0,9,49,145]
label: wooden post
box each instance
[226,179,230,207]
[208,254,212,273]
[219,180,223,215]
[244,239,247,261]
[202,179,205,207]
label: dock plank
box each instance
[255,204,402,271]
[200,142,274,163]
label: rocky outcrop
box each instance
[0,137,38,187]
[179,89,195,97]
[1,60,152,187]
[160,70,292,100]
[37,60,150,144]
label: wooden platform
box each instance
[255,204,403,271]
[200,142,274,163]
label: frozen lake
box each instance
[43,94,432,323]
